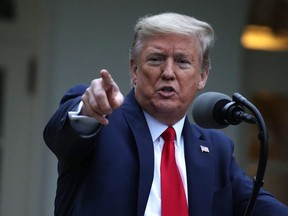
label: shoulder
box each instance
[190,123,235,154]
[191,124,233,143]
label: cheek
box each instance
[136,67,158,86]
[182,73,200,89]
[179,74,202,100]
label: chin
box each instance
[154,103,181,114]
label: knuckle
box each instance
[94,91,106,103]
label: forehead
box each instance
[141,34,201,56]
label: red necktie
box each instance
[160,126,188,216]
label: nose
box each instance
[161,58,175,80]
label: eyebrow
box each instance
[145,47,193,55]
[145,49,195,61]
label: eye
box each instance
[147,55,164,66]
[176,58,192,69]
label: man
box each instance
[43,12,288,216]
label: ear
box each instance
[130,59,137,85]
[197,69,209,90]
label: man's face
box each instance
[131,34,208,125]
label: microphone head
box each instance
[192,92,232,129]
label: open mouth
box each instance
[161,86,174,92]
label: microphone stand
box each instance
[232,93,269,216]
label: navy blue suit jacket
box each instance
[44,85,288,216]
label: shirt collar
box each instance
[143,111,185,146]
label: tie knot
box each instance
[161,126,176,142]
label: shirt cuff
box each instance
[68,101,102,137]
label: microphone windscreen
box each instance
[192,92,231,129]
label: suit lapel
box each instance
[121,90,154,216]
[183,120,215,216]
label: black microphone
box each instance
[192,92,256,129]
[193,92,268,216]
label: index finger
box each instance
[100,69,116,90]
[99,69,123,109]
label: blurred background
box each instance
[0,0,287,215]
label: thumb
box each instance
[111,91,124,109]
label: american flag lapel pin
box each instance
[200,145,210,153]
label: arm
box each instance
[43,69,124,168]
[231,159,288,216]
[203,128,288,216]
[43,84,97,168]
